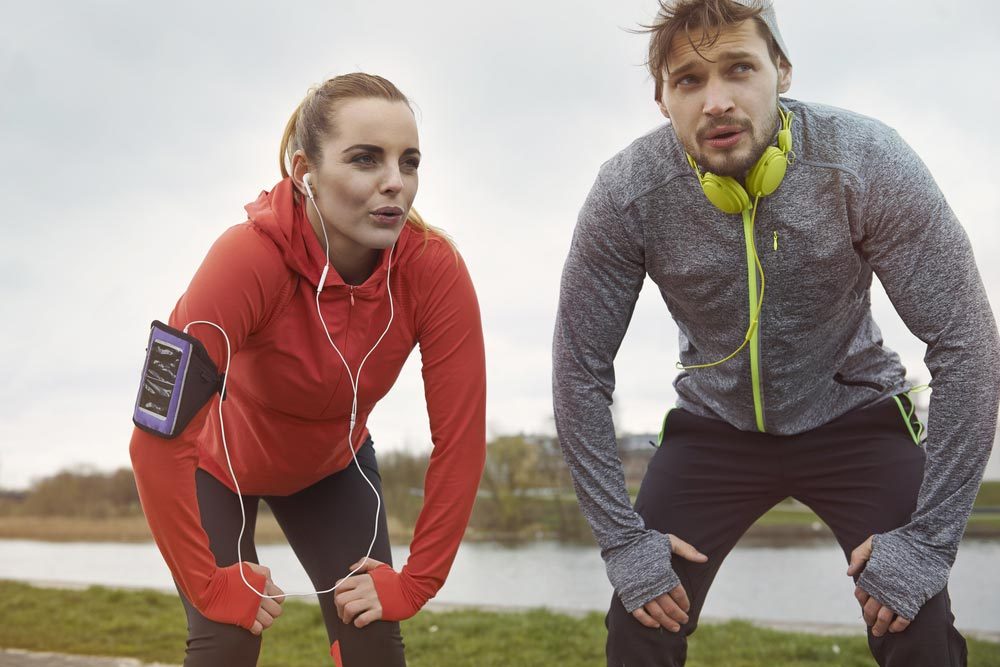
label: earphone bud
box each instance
[302,172,315,200]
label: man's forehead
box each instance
[666,20,770,72]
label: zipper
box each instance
[349,285,356,307]
[742,209,766,432]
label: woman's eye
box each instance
[352,154,375,165]
[403,159,420,171]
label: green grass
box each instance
[976,480,1000,507]
[1,581,998,666]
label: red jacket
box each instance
[129,178,487,629]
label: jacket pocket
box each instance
[833,372,885,392]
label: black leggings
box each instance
[605,397,967,667]
[178,438,406,666]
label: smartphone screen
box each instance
[138,338,184,419]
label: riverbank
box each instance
[1,581,997,666]
[2,510,998,545]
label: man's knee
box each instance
[867,590,967,667]
[605,597,692,667]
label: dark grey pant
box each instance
[178,438,406,666]
[606,398,967,666]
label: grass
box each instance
[0,581,997,666]
[975,480,1000,507]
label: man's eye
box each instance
[676,76,698,87]
[733,63,754,73]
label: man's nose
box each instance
[702,79,735,117]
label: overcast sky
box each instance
[1,0,999,489]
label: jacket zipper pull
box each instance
[349,285,355,306]
[773,231,778,251]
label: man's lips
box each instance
[700,124,748,150]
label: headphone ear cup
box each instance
[702,173,751,214]
[746,146,788,198]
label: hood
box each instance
[245,177,411,291]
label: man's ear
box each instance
[655,77,671,119]
[657,97,671,120]
[777,58,793,94]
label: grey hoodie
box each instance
[552,98,1000,620]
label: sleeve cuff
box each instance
[857,533,949,621]
[604,530,678,613]
[199,562,268,630]
[370,564,422,621]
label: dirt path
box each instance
[0,650,176,667]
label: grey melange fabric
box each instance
[551,97,1000,620]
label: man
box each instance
[551,1,999,665]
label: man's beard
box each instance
[686,105,780,179]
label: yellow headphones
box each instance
[685,105,794,214]
[678,106,794,372]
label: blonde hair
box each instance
[279,72,450,249]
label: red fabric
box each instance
[369,563,418,621]
[130,178,486,627]
[330,640,342,666]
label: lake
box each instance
[1,538,997,633]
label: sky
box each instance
[1,0,999,489]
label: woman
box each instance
[129,73,486,666]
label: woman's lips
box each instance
[370,207,404,225]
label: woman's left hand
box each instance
[334,557,386,628]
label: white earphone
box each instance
[302,172,315,200]
[302,168,398,597]
[188,169,398,601]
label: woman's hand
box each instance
[334,557,386,628]
[246,562,285,635]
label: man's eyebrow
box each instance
[668,50,761,78]
[342,144,421,156]
[717,50,760,63]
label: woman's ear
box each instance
[291,150,311,197]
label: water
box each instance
[1,538,997,632]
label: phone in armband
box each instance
[132,320,223,439]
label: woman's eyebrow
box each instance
[341,144,421,156]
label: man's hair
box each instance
[644,0,784,101]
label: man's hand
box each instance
[246,563,285,636]
[847,536,911,637]
[631,534,708,632]
[334,558,386,628]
